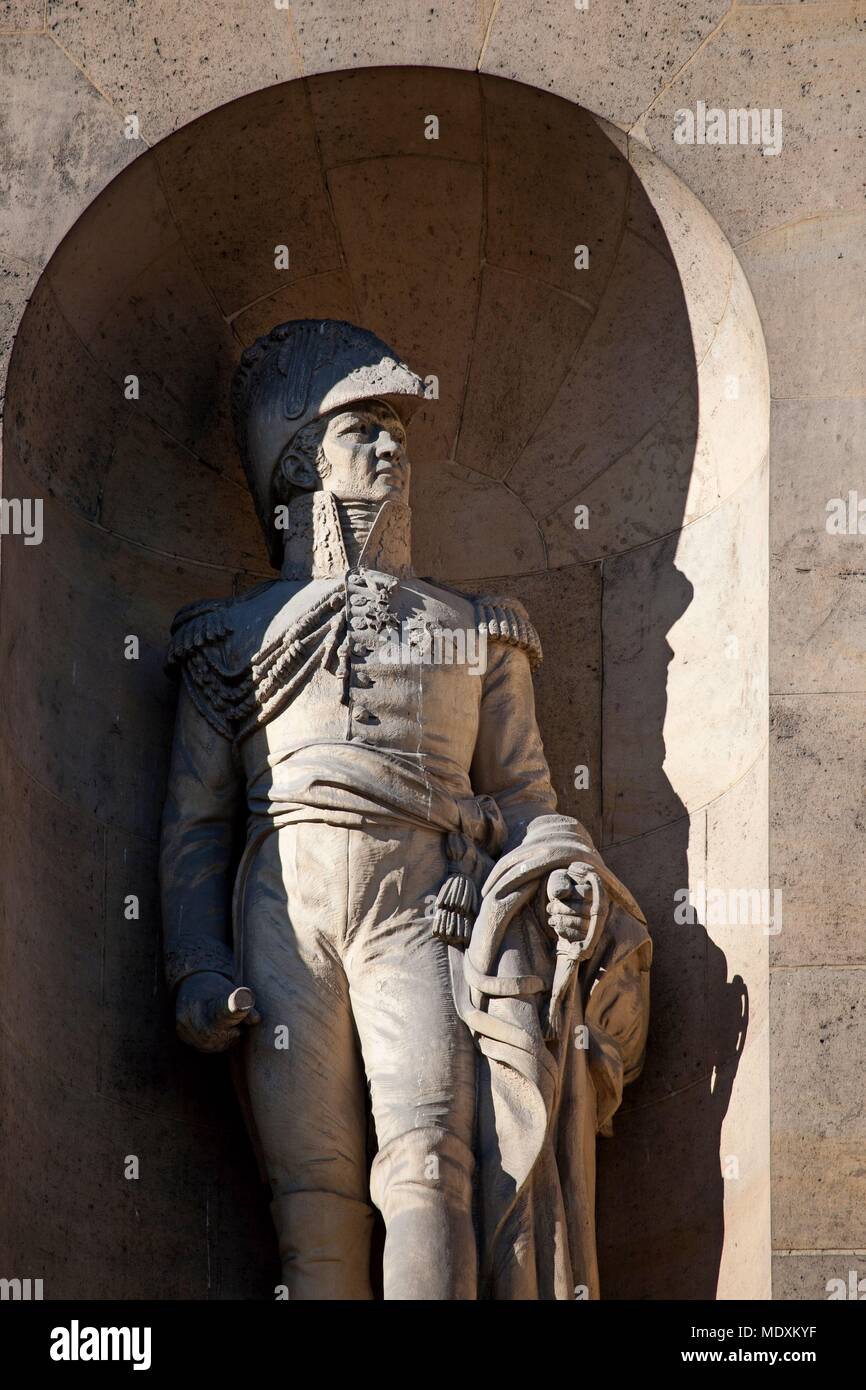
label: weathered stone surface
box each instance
[605,811,713,1102]
[607,750,770,1102]
[628,140,732,365]
[773,1254,866,1303]
[0,746,276,1300]
[7,278,128,517]
[0,0,43,31]
[509,228,694,528]
[308,64,484,167]
[481,0,731,129]
[0,1008,275,1299]
[0,35,136,269]
[771,398,866,695]
[154,81,340,318]
[605,749,771,1302]
[455,267,594,481]
[0,745,104,1087]
[598,1051,754,1299]
[231,270,359,348]
[740,212,866,402]
[687,257,770,509]
[772,566,866,698]
[603,751,770,1300]
[772,398,866,569]
[541,379,698,564]
[770,696,866,966]
[624,162,674,267]
[327,155,483,465]
[412,456,545,580]
[602,460,768,841]
[640,5,866,245]
[716,1018,772,1299]
[482,76,629,304]
[0,480,237,840]
[705,748,772,1299]
[97,417,265,573]
[292,0,496,75]
[538,155,768,563]
[44,151,177,340]
[771,967,866,1249]
[0,254,35,414]
[706,749,771,1028]
[49,219,241,474]
[46,0,301,143]
[7,274,256,546]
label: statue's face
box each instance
[317,400,409,503]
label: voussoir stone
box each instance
[0,35,137,270]
[481,0,732,129]
[46,0,301,144]
[640,3,866,246]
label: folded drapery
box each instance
[451,813,652,1300]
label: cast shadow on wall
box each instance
[594,559,750,1300]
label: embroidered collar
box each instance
[280,493,414,580]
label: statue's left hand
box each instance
[544,862,609,958]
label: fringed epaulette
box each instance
[166,596,244,740]
[472,594,543,670]
[166,584,348,742]
[167,599,234,663]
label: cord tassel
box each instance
[432,836,479,947]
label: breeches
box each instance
[237,821,477,1299]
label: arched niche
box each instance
[0,67,769,1299]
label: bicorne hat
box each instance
[231,319,427,567]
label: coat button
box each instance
[352,707,378,725]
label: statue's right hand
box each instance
[175,972,261,1053]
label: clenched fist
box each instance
[175,972,261,1053]
[543,861,609,959]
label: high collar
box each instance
[280,492,414,581]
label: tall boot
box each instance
[270,1189,375,1300]
[369,1126,477,1300]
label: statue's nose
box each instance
[375,429,402,459]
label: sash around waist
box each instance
[244,741,505,852]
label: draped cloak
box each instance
[451,814,651,1300]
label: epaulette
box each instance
[166,582,347,741]
[472,594,543,669]
[167,598,235,667]
[165,594,244,740]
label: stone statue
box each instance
[160,319,652,1300]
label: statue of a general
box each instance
[160,319,652,1300]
